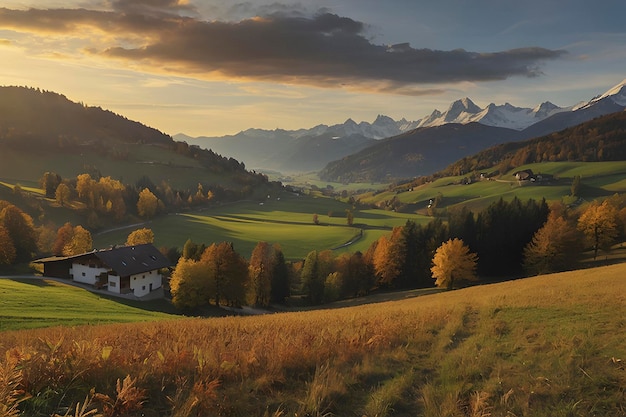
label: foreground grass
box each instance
[0,278,176,331]
[2,264,625,416]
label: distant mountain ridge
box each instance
[319,79,626,182]
[178,79,626,173]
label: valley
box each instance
[1,82,626,417]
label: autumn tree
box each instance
[577,200,619,259]
[76,173,96,205]
[64,225,93,256]
[523,206,583,274]
[126,228,155,246]
[200,242,248,306]
[248,241,274,307]
[137,188,159,219]
[170,257,211,309]
[52,223,93,256]
[55,183,71,206]
[431,238,478,290]
[0,204,38,262]
[371,232,403,288]
[53,222,75,255]
[0,225,17,265]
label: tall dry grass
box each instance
[1,263,625,416]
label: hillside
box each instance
[320,123,522,182]
[0,86,273,194]
[439,109,626,178]
[2,264,624,416]
[319,81,626,183]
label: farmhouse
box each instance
[35,244,171,298]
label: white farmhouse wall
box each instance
[129,270,162,297]
[70,263,108,285]
[107,275,121,294]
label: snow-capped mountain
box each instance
[177,78,626,172]
[416,97,570,131]
[574,78,626,110]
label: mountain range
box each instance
[177,79,626,175]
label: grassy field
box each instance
[93,194,432,259]
[0,278,177,331]
[1,263,624,416]
[358,161,626,212]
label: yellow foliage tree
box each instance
[55,183,71,207]
[431,238,478,290]
[63,225,93,256]
[126,228,155,246]
[248,241,274,307]
[577,200,618,260]
[137,188,159,219]
[170,257,211,309]
[524,209,583,274]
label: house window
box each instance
[142,286,146,291]
[82,272,86,277]
[142,275,145,279]
[133,277,136,280]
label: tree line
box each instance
[168,193,626,309]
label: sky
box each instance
[0,0,624,136]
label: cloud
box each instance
[0,6,567,94]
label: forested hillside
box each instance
[0,86,277,196]
[0,86,171,148]
[319,123,521,182]
[439,110,626,178]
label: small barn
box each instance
[35,244,171,298]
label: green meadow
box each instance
[0,278,176,331]
[359,161,626,212]
[93,194,432,259]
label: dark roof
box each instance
[34,244,171,277]
[93,244,171,277]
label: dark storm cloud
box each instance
[0,6,566,93]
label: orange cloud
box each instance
[0,5,567,95]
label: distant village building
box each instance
[513,169,554,184]
[513,169,534,181]
[35,244,171,298]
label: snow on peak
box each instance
[594,78,626,106]
[575,79,626,110]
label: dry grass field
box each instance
[1,264,625,416]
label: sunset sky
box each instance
[0,0,624,136]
